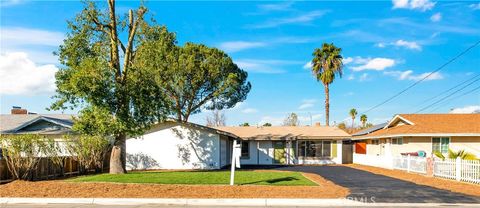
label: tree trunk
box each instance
[324,84,330,126]
[352,119,354,129]
[109,134,127,174]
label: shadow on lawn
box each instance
[242,176,299,185]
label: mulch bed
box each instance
[0,172,349,198]
[348,164,480,197]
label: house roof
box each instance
[0,114,75,134]
[352,114,480,140]
[158,120,241,139]
[215,126,351,140]
[352,122,388,136]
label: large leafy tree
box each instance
[156,43,251,122]
[50,0,176,174]
[310,43,343,126]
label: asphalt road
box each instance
[276,166,480,203]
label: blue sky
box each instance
[1,0,479,126]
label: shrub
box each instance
[64,135,111,173]
[0,134,56,180]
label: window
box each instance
[432,137,449,154]
[371,139,379,145]
[241,141,249,158]
[299,141,332,158]
[392,137,403,145]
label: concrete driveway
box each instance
[275,165,480,203]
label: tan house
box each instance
[216,125,352,165]
[351,114,480,168]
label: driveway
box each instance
[276,165,480,203]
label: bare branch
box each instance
[123,7,147,78]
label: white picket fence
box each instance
[392,155,427,174]
[356,154,480,184]
[434,158,480,184]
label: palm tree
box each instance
[360,114,367,128]
[311,43,343,126]
[349,108,357,129]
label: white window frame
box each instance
[431,137,450,154]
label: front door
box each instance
[273,141,286,164]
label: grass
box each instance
[68,170,317,186]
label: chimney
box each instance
[11,106,27,115]
[315,122,321,127]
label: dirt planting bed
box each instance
[348,164,480,197]
[0,172,349,198]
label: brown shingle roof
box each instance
[353,114,480,139]
[215,126,351,140]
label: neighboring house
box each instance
[126,121,238,170]
[216,124,352,165]
[0,108,74,136]
[351,114,480,169]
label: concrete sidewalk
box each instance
[1,198,480,207]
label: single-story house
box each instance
[127,123,352,170]
[0,111,74,136]
[351,114,480,169]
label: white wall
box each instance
[126,123,221,170]
[353,153,393,169]
[240,140,259,164]
[258,141,273,165]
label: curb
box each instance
[1,198,480,207]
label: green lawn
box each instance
[69,170,317,186]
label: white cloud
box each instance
[375,43,386,48]
[450,105,480,114]
[298,113,322,124]
[376,40,422,50]
[470,3,480,10]
[298,99,317,110]
[1,27,64,47]
[430,13,442,22]
[343,57,354,64]
[359,73,370,82]
[242,108,258,113]
[384,70,443,81]
[393,40,422,50]
[392,0,436,11]
[247,10,327,29]
[351,58,396,71]
[260,116,284,126]
[218,41,266,53]
[0,52,58,95]
[1,27,64,64]
[0,0,24,7]
[347,74,355,80]
[258,2,293,11]
[235,59,302,74]
[303,61,312,69]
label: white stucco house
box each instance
[126,121,352,170]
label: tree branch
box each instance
[123,7,146,81]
